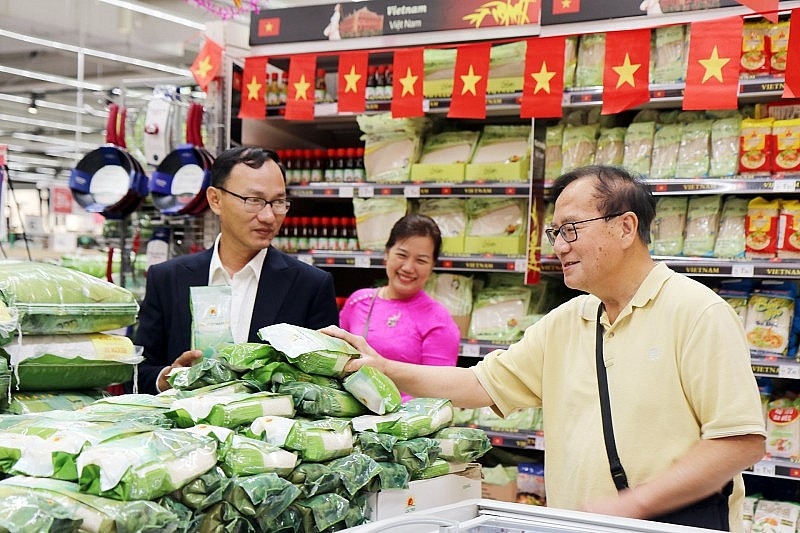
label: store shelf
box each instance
[746,457,800,482]
[751,356,800,379]
[288,182,530,199]
[464,425,544,451]
[293,251,527,272]
[459,340,510,359]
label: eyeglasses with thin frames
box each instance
[544,212,626,246]
[216,186,291,214]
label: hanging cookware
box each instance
[149,102,214,216]
[69,103,149,219]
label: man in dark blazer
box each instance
[131,146,339,394]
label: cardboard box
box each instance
[367,464,482,521]
[465,158,530,183]
[482,480,518,503]
[410,163,466,183]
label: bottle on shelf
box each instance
[343,147,356,182]
[315,68,327,102]
[384,64,393,100]
[297,216,311,251]
[311,148,325,182]
[279,71,288,104]
[283,149,297,185]
[324,148,337,182]
[267,72,280,106]
[346,217,359,251]
[365,65,377,100]
[308,216,321,250]
[333,148,347,182]
[275,216,290,250]
[329,216,342,251]
[374,65,386,100]
[300,149,313,185]
[319,216,331,250]
[286,216,298,252]
[353,147,365,182]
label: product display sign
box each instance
[540,0,785,25]
[250,0,540,46]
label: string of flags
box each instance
[190,7,800,122]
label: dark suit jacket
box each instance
[131,246,339,394]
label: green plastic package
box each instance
[190,285,234,357]
[242,361,342,391]
[215,342,282,372]
[351,398,454,439]
[0,490,81,533]
[166,391,295,429]
[225,473,301,523]
[220,434,298,477]
[258,323,360,378]
[343,366,402,415]
[391,437,441,475]
[278,381,367,418]
[326,453,382,497]
[249,416,353,462]
[166,357,237,391]
[286,463,341,498]
[433,426,492,463]
[376,462,410,490]
[354,431,397,462]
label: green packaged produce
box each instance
[220,434,298,477]
[433,426,492,463]
[278,381,367,418]
[343,365,402,415]
[258,323,360,378]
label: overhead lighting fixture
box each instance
[96,0,206,30]
[11,132,97,150]
[0,113,98,134]
[0,64,105,91]
[0,93,108,118]
[27,94,38,115]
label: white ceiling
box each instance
[0,0,327,183]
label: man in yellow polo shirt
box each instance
[324,165,765,532]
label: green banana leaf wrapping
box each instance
[391,437,441,475]
[354,431,398,462]
[225,473,301,522]
[215,342,282,372]
[326,452,381,497]
[77,430,218,501]
[285,463,342,498]
[0,477,179,533]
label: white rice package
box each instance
[343,366,402,415]
[258,323,361,378]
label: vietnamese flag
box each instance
[602,29,650,115]
[783,9,800,98]
[448,42,491,119]
[391,47,425,118]
[238,56,268,120]
[338,51,369,113]
[521,37,564,119]
[683,17,743,110]
[191,38,224,92]
[735,0,779,23]
[285,54,317,121]
[552,0,580,15]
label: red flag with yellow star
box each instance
[448,42,491,119]
[783,9,800,98]
[285,54,317,121]
[191,38,224,92]
[337,51,369,113]
[238,56,268,120]
[521,37,564,118]
[391,47,425,118]
[602,29,650,115]
[683,17,743,111]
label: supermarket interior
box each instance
[2,0,800,531]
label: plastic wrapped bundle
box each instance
[166,357,237,391]
[351,397,453,439]
[220,434,298,477]
[0,260,139,335]
[248,415,353,462]
[258,323,360,378]
[278,381,367,418]
[242,361,343,391]
[291,493,350,532]
[285,463,341,498]
[225,473,301,523]
[433,426,492,462]
[0,490,81,532]
[0,476,179,533]
[343,366,402,415]
[392,437,441,476]
[166,391,295,429]
[326,452,382,497]
[77,429,218,501]
[375,462,410,490]
[215,342,282,372]
[173,466,232,512]
[355,431,397,462]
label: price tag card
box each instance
[338,186,354,198]
[314,102,338,116]
[422,100,430,112]
[533,434,545,450]
[752,461,776,477]
[773,179,797,193]
[514,259,527,272]
[779,364,800,379]
[358,186,375,198]
[297,254,314,265]
[354,255,371,269]
[403,185,420,198]
[461,344,481,358]
[731,263,754,277]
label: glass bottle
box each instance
[311,148,325,182]
[308,216,321,250]
[315,68,327,102]
[279,71,289,104]
[324,148,336,182]
[343,147,356,182]
[374,65,386,100]
[353,147,366,182]
[365,65,377,100]
[297,216,311,250]
[267,72,280,106]
[300,148,313,184]
[333,148,346,182]
[329,216,341,251]
[384,64,393,100]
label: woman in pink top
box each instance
[339,214,461,400]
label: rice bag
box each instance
[544,124,564,184]
[622,121,655,177]
[291,493,350,531]
[355,431,398,462]
[575,33,605,87]
[714,196,749,259]
[0,476,178,533]
[411,458,462,480]
[593,127,626,166]
[174,466,232,512]
[286,462,341,498]
[468,287,532,342]
[709,117,741,177]
[433,426,492,463]
[352,197,408,251]
[278,381,368,418]
[225,472,301,522]
[167,356,237,391]
[343,366,402,415]
[178,424,235,460]
[220,434,298,477]
[77,429,218,501]
[651,196,688,256]
[652,24,687,83]
[682,195,722,257]
[675,120,712,178]
[166,391,295,429]
[375,462,410,490]
[5,390,109,415]
[391,437,441,475]
[190,285,233,357]
[215,342,282,372]
[351,398,453,439]
[418,131,479,164]
[243,361,343,391]
[649,124,683,179]
[561,124,598,173]
[326,452,382,497]
[469,125,530,164]
[258,323,360,378]
[248,415,354,462]
[0,490,81,533]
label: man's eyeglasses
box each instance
[544,212,626,246]
[216,186,291,214]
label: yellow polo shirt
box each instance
[473,263,765,530]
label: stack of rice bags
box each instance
[0,260,142,414]
[0,323,490,532]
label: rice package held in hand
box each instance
[215,342,282,372]
[0,476,179,533]
[166,357,237,391]
[258,323,360,378]
[433,426,492,462]
[166,391,295,428]
[77,429,218,501]
[220,434,298,477]
[343,366,401,415]
[278,381,368,418]
[351,397,454,439]
[190,285,233,357]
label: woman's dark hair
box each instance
[211,146,286,187]
[551,165,656,244]
[385,213,443,261]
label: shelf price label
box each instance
[514,259,527,272]
[778,364,800,379]
[338,186,354,198]
[354,255,371,269]
[461,344,481,358]
[403,185,420,198]
[752,461,776,477]
[773,179,797,193]
[731,264,755,278]
[358,186,374,198]
[533,434,544,450]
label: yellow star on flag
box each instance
[399,67,418,97]
[460,65,482,96]
[194,56,213,79]
[531,62,556,94]
[245,75,262,101]
[698,46,730,84]
[612,53,640,89]
[294,74,311,100]
[343,65,361,93]
[561,0,572,7]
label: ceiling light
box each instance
[0,93,108,118]
[96,0,206,29]
[27,94,38,114]
[0,65,105,91]
[0,113,97,134]
[11,132,97,150]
